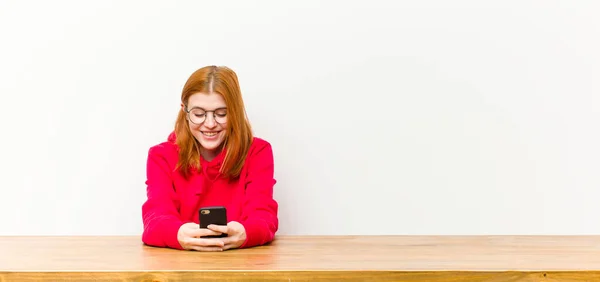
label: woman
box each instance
[141,65,279,251]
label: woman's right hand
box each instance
[177,222,225,251]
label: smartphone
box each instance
[198,206,228,238]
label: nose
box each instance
[203,112,217,128]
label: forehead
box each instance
[187,92,226,109]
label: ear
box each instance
[181,103,188,120]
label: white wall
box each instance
[0,0,598,236]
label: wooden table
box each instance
[1,235,600,281]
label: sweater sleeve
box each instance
[238,141,279,248]
[141,146,185,250]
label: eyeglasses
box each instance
[185,107,227,125]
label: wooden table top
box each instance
[1,235,600,281]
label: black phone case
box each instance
[199,206,228,238]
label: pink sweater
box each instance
[141,132,279,249]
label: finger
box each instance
[183,237,225,248]
[207,224,228,234]
[220,237,240,251]
[186,228,222,238]
[190,245,223,252]
[183,222,200,229]
[222,243,235,251]
[222,241,239,251]
[219,236,235,245]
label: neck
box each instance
[201,150,218,161]
[200,144,224,162]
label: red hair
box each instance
[174,66,253,179]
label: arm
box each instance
[141,146,185,250]
[238,141,279,248]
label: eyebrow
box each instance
[187,106,227,111]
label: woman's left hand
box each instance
[207,221,247,250]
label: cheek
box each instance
[187,120,199,130]
[220,126,229,136]
[188,123,202,136]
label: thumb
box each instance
[182,222,199,232]
[228,221,243,233]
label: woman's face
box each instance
[183,92,228,160]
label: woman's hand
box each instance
[207,221,247,250]
[177,222,225,251]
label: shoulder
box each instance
[147,133,179,161]
[244,137,274,164]
[250,137,271,149]
[248,137,273,156]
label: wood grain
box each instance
[1,235,600,281]
[3,271,600,282]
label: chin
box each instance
[199,141,224,151]
[195,132,225,151]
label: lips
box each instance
[201,131,220,137]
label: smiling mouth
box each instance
[201,131,220,137]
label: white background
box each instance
[0,0,598,236]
